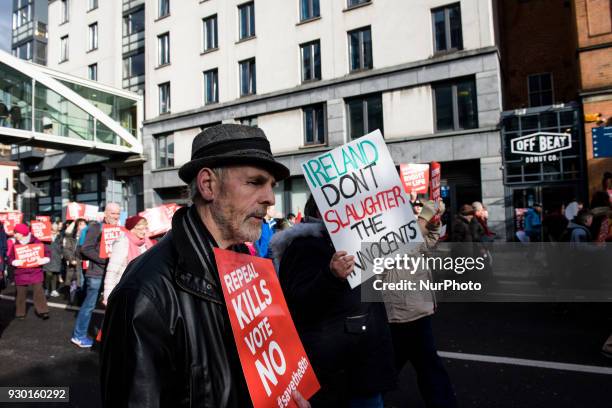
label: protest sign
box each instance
[35,215,51,223]
[139,203,181,236]
[430,162,441,201]
[30,220,52,242]
[65,202,100,221]
[302,130,423,288]
[399,163,430,195]
[214,248,320,408]
[0,211,24,235]
[99,225,126,259]
[14,243,45,268]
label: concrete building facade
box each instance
[141,0,507,234]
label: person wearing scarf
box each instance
[103,216,155,305]
[8,223,51,319]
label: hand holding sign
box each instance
[329,251,355,280]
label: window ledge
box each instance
[59,20,69,26]
[155,63,171,70]
[154,14,171,23]
[348,67,373,75]
[151,166,180,173]
[239,93,257,99]
[300,143,327,149]
[433,48,464,57]
[86,7,98,13]
[302,78,322,85]
[200,47,219,56]
[159,111,172,116]
[296,16,321,26]
[235,35,256,45]
[86,48,98,54]
[58,59,68,64]
[204,101,219,106]
[343,2,372,13]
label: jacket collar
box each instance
[171,205,249,304]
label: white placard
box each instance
[302,130,423,288]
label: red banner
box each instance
[213,248,320,408]
[35,215,51,223]
[30,221,52,242]
[0,212,24,235]
[65,202,99,221]
[139,203,182,237]
[14,243,45,268]
[399,163,430,194]
[430,161,441,204]
[99,225,127,259]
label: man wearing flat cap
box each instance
[101,124,310,407]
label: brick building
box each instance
[574,0,612,197]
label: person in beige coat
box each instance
[382,200,457,408]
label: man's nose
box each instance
[261,183,275,206]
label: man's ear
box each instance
[196,168,217,201]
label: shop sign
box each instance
[510,132,572,163]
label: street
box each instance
[0,294,611,408]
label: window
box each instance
[61,0,69,23]
[300,0,320,21]
[124,9,145,36]
[348,26,372,72]
[157,32,170,66]
[12,1,32,29]
[159,82,171,114]
[12,42,32,61]
[88,0,98,11]
[433,78,478,132]
[346,94,383,139]
[347,0,370,7]
[60,35,69,62]
[123,52,145,78]
[301,40,321,82]
[239,58,256,96]
[528,73,553,107]
[203,69,219,105]
[88,63,97,81]
[303,104,326,145]
[432,3,463,53]
[202,15,218,51]
[238,2,255,40]
[239,117,258,127]
[88,23,98,51]
[155,134,175,168]
[158,0,170,18]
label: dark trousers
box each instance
[390,316,457,408]
[15,283,49,317]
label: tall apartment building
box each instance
[11,0,48,65]
[574,0,612,197]
[141,0,506,234]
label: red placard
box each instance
[399,163,430,194]
[430,161,441,209]
[99,225,127,259]
[139,203,182,237]
[214,248,320,408]
[31,221,52,242]
[35,215,51,223]
[0,212,24,235]
[14,243,45,268]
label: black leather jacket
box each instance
[100,206,252,407]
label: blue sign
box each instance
[592,126,612,158]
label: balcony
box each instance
[122,30,145,55]
[12,21,34,45]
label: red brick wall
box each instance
[499,0,579,109]
[575,0,612,47]
[579,47,612,89]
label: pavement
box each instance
[1,287,611,408]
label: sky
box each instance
[0,0,12,52]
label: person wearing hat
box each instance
[102,216,155,305]
[7,223,51,320]
[382,200,458,408]
[101,124,310,407]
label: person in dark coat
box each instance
[62,218,86,305]
[100,125,310,407]
[43,220,64,297]
[271,195,396,407]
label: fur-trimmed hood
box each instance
[269,218,326,271]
